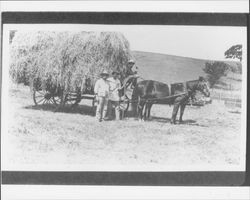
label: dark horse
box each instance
[132,77,210,124]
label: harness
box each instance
[135,80,194,105]
[120,76,203,106]
[121,75,138,98]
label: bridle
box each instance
[196,80,210,97]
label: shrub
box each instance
[203,61,229,87]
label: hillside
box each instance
[132,51,241,90]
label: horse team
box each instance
[91,60,210,124]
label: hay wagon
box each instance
[11,31,133,111]
[31,78,97,109]
[31,77,131,112]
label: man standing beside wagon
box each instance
[94,69,122,121]
[107,70,122,120]
[94,59,138,121]
[94,70,110,122]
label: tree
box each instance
[224,44,242,62]
[203,61,229,87]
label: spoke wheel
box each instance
[54,93,80,106]
[33,89,55,105]
[52,96,61,105]
[64,93,80,105]
[92,96,97,107]
[120,97,130,112]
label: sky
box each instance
[121,25,246,61]
[6,24,247,61]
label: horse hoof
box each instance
[170,121,176,124]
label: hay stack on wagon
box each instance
[10,31,132,92]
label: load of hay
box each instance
[10,31,132,92]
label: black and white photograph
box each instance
[1,21,247,173]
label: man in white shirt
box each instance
[107,71,122,120]
[94,70,110,122]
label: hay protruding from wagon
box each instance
[10,31,132,92]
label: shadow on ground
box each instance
[151,116,172,123]
[150,116,209,127]
[228,110,241,114]
[24,104,96,116]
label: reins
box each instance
[120,92,188,104]
[121,79,199,105]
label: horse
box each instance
[132,76,210,124]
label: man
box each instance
[125,59,138,77]
[107,70,122,120]
[94,70,110,122]
[122,59,139,89]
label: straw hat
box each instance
[100,70,109,76]
[128,59,135,64]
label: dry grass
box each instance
[10,31,131,91]
[4,84,241,167]
[134,51,241,88]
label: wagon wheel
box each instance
[65,93,81,105]
[33,89,55,105]
[54,93,81,107]
[52,96,61,105]
[92,95,97,107]
[119,96,130,112]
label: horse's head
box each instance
[196,76,210,97]
[123,75,138,89]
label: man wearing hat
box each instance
[94,70,110,122]
[126,59,138,77]
[107,70,122,120]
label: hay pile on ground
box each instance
[10,31,132,91]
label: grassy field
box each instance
[134,51,242,98]
[4,83,241,168]
[3,51,243,169]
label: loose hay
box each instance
[10,31,132,92]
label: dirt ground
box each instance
[3,84,242,169]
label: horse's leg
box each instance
[171,97,182,124]
[179,103,186,123]
[137,101,142,120]
[143,102,148,121]
[141,102,146,121]
[171,104,179,124]
[147,103,153,119]
[138,101,145,120]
